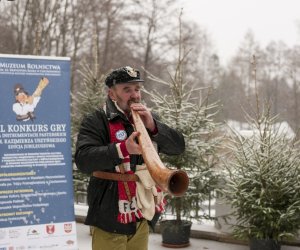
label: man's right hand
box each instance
[125,131,142,155]
[26,95,34,104]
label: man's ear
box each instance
[108,88,115,101]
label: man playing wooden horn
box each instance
[12,77,49,121]
[75,66,185,250]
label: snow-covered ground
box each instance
[74,204,299,250]
[76,222,249,250]
[75,222,299,250]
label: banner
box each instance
[0,54,78,249]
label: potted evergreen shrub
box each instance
[144,35,220,247]
[222,103,300,250]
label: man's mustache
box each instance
[128,99,140,105]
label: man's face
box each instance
[108,82,142,113]
[15,93,28,104]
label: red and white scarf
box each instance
[109,119,166,224]
[109,121,143,224]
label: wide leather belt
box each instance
[92,171,139,182]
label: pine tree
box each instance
[144,12,220,222]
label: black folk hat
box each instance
[14,84,28,96]
[105,66,144,88]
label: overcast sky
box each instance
[179,0,300,65]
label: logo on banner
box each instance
[16,247,25,250]
[64,223,72,233]
[66,240,74,245]
[27,246,37,249]
[9,229,21,239]
[27,228,39,237]
[116,130,127,141]
[46,225,55,234]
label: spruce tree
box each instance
[223,56,300,242]
[144,13,220,222]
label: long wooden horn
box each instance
[131,107,189,197]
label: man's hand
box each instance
[32,77,49,97]
[41,77,49,86]
[26,96,34,104]
[130,103,156,132]
[125,131,142,154]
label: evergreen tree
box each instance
[71,62,106,203]
[144,12,220,222]
[71,63,106,137]
[222,57,300,242]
